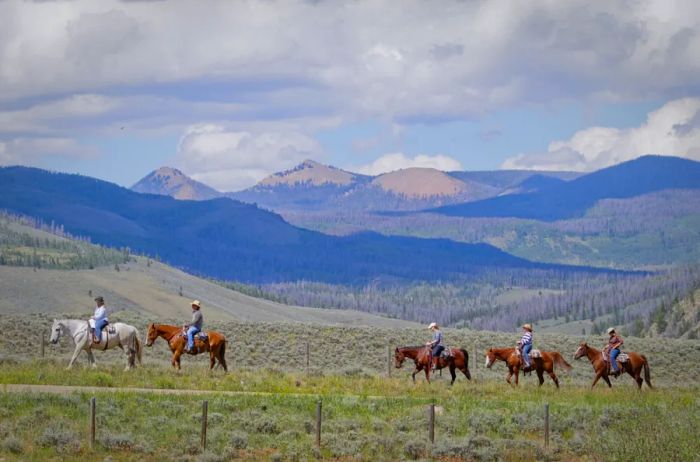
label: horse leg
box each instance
[67,343,84,369]
[505,367,512,385]
[590,372,603,389]
[124,342,135,371]
[536,368,545,386]
[547,371,559,389]
[412,365,421,384]
[171,351,180,370]
[86,349,96,368]
[209,350,216,370]
[449,362,456,386]
[514,368,520,386]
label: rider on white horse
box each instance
[90,296,109,344]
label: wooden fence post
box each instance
[428,403,435,444]
[315,400,322,448]
[201,400,208,451]
[544,403,550,449]
[89,397,96,450]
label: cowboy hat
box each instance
[606,327,616,334]
[428,322,438,329]
[522,323,533,331]
[94,296,104,304]
[191,300,201,308]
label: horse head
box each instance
[146,323,158,346]
[574,342,588,360]
[394,348,406,369]
[484,348,497,368]
[50,319,63,344]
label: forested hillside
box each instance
[0,213,130,269]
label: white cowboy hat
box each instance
[522,323,533,331]
[606,327,616,334]
[428,322,438,329]
[191,300,201,308]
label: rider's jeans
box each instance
[94,318,108,342]
[522,343,532,366]
[610,348,620,371]
[187,326,200,350]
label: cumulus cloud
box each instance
[501,98,700,171]
[1,0,699,122]
[0,137,97,166]
[353,153,463,175]
[175,124,322,191]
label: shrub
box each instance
[404,440,427,459]
[99,432,135,451]
[253,416,280,434]
[2,436,22,454]
[229,430,248,449]
[36,426,80,453]
[196,452,227,462]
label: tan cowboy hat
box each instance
[607,327,616,334]
[191,300,201,308]
[522,323,533,331]
[428,322,438,329]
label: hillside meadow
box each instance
[0,313,699,461]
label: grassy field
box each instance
[0,313,699,461]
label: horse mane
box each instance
[397,345,427,350]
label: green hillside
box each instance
[0,215,416,328]
[0,213,130,269]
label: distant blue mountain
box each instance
[0,167,609,284]
[432,156,700,220]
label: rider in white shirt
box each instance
[91,296,109,343]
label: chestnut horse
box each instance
[146,323,227,372]
[394,346,471,385]
[574,342,652,389]
[485,347,571,388]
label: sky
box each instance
[1,0,699,192]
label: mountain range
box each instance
[132,159,580,212]
[0,166,605,285]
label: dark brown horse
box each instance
[394,346,471,385]
[485,347,571,388]
[146,323,227,372]
[574,342,652,389]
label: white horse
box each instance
[50,319,142,371]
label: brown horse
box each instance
[146,323,227,372]
[485,347,571,388]
[574,342,652,389]
[394,346,471,385]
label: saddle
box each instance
[440,347,453,359]
[603,350,628,374]
[88,319,115,344]
[515,348,541,359]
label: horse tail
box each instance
[552,352,573,371]
[460,348,472,380]
[218,338,228,372]
[642,355,652,388]
[135,336,143,365]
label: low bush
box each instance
[2,436,22,454]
